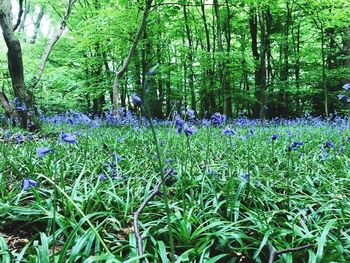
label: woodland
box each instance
[0,0,350,262]
[0,0,348,127]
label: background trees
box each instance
[0,0,349,119]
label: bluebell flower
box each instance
[288,141,304,151]
[99,174,107,181]
[347,98,350,104]
[272,134,279,141]
[242,173,250,181]
[187,109,195,119]
[343,83,350,91]
[175,117,184,134]
[22,178,37,191]
[338,94,347,100]
[15,134,24,144]
[132,94,142,106]
[347,137,350,142]
[222,127,236,136]
[61,131,77,143]
[325,141,334,148]
[184,124,196,136]
[211,113,225,125]
[111,153,122,162]
[36,147,51,157]
[5,132,11,142]
[14,98,26,111]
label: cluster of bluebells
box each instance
[99,153,126,181]
[288,141,304,156]
[174,110,196,136]
[14,98,27,111]
[321,140,335,160]
[338,83,350,103]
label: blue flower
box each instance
[338,94,347,100]
[186,109,195,119]
[61,131,77,143]
[132,94,142,106]
[184,124,196,136]
[343,83,350,91]
[36,147,51,157]
[272,134,279,141]
[175,117,184,134]
[14,98,26,111]
[211,113,225,125]
[288,141,304,151]
[99,174,107,181]
[22,178,37,191]
[242,173,250,181]
[222,127,235,136]
[325,141,334,148]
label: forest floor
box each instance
[0,113,349,262]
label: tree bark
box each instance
[183,4,196,112]
[0,0,38,130]
[29,5,44,44]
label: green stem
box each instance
[142,104,175,263]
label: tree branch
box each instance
[13,0,24,31]
[268,244,314,263]
[112,0,153,114]
[133,169,172,262]
[30,0,77,89]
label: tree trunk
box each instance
[183,4,196,112]
[0,0,38,130]
[29,6,44,44]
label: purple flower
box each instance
[211,113,225,125]
[184,124,196,136]
[187,109,195,119]
[175,117,184,134]
[14,98,26,111]
[61,131,77,143]
[343,83,350,91]
[36,147,51,157]
[22,178,37,191]
[222,127,236,136]
[338,94,347,100]
[242,173,250,181]
[325,141,334,148]
[132,94,142,106]
[272,134,279,141]
[288,141,304,151]
[99,174,107,181]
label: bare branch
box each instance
[112,0,153,114]
[30,0,77,89]
[268,244,314,263]
[133,169,173,262]
[13,0,24,31]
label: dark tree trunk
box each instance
[183,4,196,112]
[0,0,39,130]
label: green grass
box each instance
[0,121,349,262]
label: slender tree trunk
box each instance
[183,4,196,112]
[30,6,44,44]
[112,0,153,114]
[19,0,30,33]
